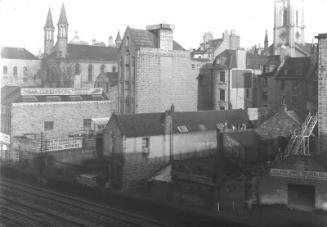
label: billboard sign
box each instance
[21,88,103,96]
[270,168,327,181]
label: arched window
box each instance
[283,9,288,26]
[100,64,106,74]
[75,63,81,75]
[23,67,28,75]
[13,66,18,76]
[3,66,7,74]
[88,64,93,82]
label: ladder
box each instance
[283,112,317,159]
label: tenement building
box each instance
[41,4,119,89]
[1,47,41,88]
[118,23,197,114]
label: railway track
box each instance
[0,177,172,227]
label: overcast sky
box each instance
[1,0,326,55]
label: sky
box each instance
[1,0,326,55]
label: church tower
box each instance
[57,3,68,58]
[273,0,305,57]
[44,8,54,56]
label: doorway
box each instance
[288,184,315,211]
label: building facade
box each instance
[1,47,41,88]
[118,24,197,114]
[41,4,119,89]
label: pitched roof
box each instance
[44,44,118,61]
[201,39,223,50]
[274,57,311,79]
[1,47,39,60]
[214,49,237,68]
[44,8,54,29]
[224,130,262,147]
[110,110,252,138]
[256,109,301,140]
[58,3,68,25]
[1,86,20,103]
[115,31,121,41]
[128,27,185,51]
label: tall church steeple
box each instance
[264,30,269,49]
[57,3,68,58]
[44,8,54,56]
[273,0,305,57]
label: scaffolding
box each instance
[283,112,318,159]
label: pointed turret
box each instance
[44,8,54,56]
[58,3,68,25]
[264,30,269,49]
[115,31,122,47]
[57,3,68,58]
[44,8,54,29]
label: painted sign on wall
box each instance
[46,137,83,152]
[270,168,327,181]
[21,88,103,96]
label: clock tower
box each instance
[273,0,305,57]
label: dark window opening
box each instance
[101,64,106,74]
[3,66,8,74]
[75,64,81,75]
[220,71,225,83]
[44,121,54,131]
[83,119,92,130]
[220,89,225,101]
[13,66,18,76]
[88,64,93,82]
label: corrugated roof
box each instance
[1,47,39,60]
[111,110,252,138]
[44,44,118,61]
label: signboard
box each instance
[46,137,83,152]
[270,168,327,181]
[21,88,103,96]
[0,132,10,144]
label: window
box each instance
[246,88,250,98]
[105,82,109,92]
[220,71,225,83]
[3,66,7,74]
[44,121,54,131]
[88,64,93,82]
[263,77,268,88]
[262,92,268,102]
[220,89,225,101]
[125,37,130,48]
[220,106,225,110]
[100,64,106,74]
[291,96,297,105]
[281,95,286,105]
[83,119,92,130]
[281,80,285,90]
[283,8,288,26]
[142,137,150,155]
[23,67,28,76]
[177,126,189,133]
[112,65,116,72]
[192,64,195,69]
[13,66,18,76]
[75,63,81,75]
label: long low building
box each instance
[1,87,112,161]
[103,108,252,190]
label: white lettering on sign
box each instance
[0,132,10,144]
[21,88,103,96]
[46,137,83,152]
[270,168,327,181]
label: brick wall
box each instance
[135,48,197,113]
[11,100,112,137]
[318,34,327,153]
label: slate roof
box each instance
[224,130,262,147]
[43,44,118,61]
[274,57,311,79]
[1,47,39,60]
[44,8,54,29]
[1,86,20,103]
[246,53,268,70]
[58,3,68,25]
[110,110,252,138]
[201,39,223,50]
[128,28,185,51]
[256,109,301,140]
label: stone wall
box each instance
[318,34,327,153]
[11,100,112,137]
[135,48,197,113]
[1,59,41,87]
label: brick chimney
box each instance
[316,33,327,153]
[146,24,174,51]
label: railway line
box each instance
[0,177,172,227]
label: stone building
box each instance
[192,30,240,61]
[1,87,112,138]
[94,72,118,112]
[118,23,197,114]
[103,109,252,190]
[1,47,41,88]
[41,4,119,89]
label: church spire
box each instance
[58,3,68,25]
[44,8,54,29]
[264,30,268,49]
[115,31,122,47]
